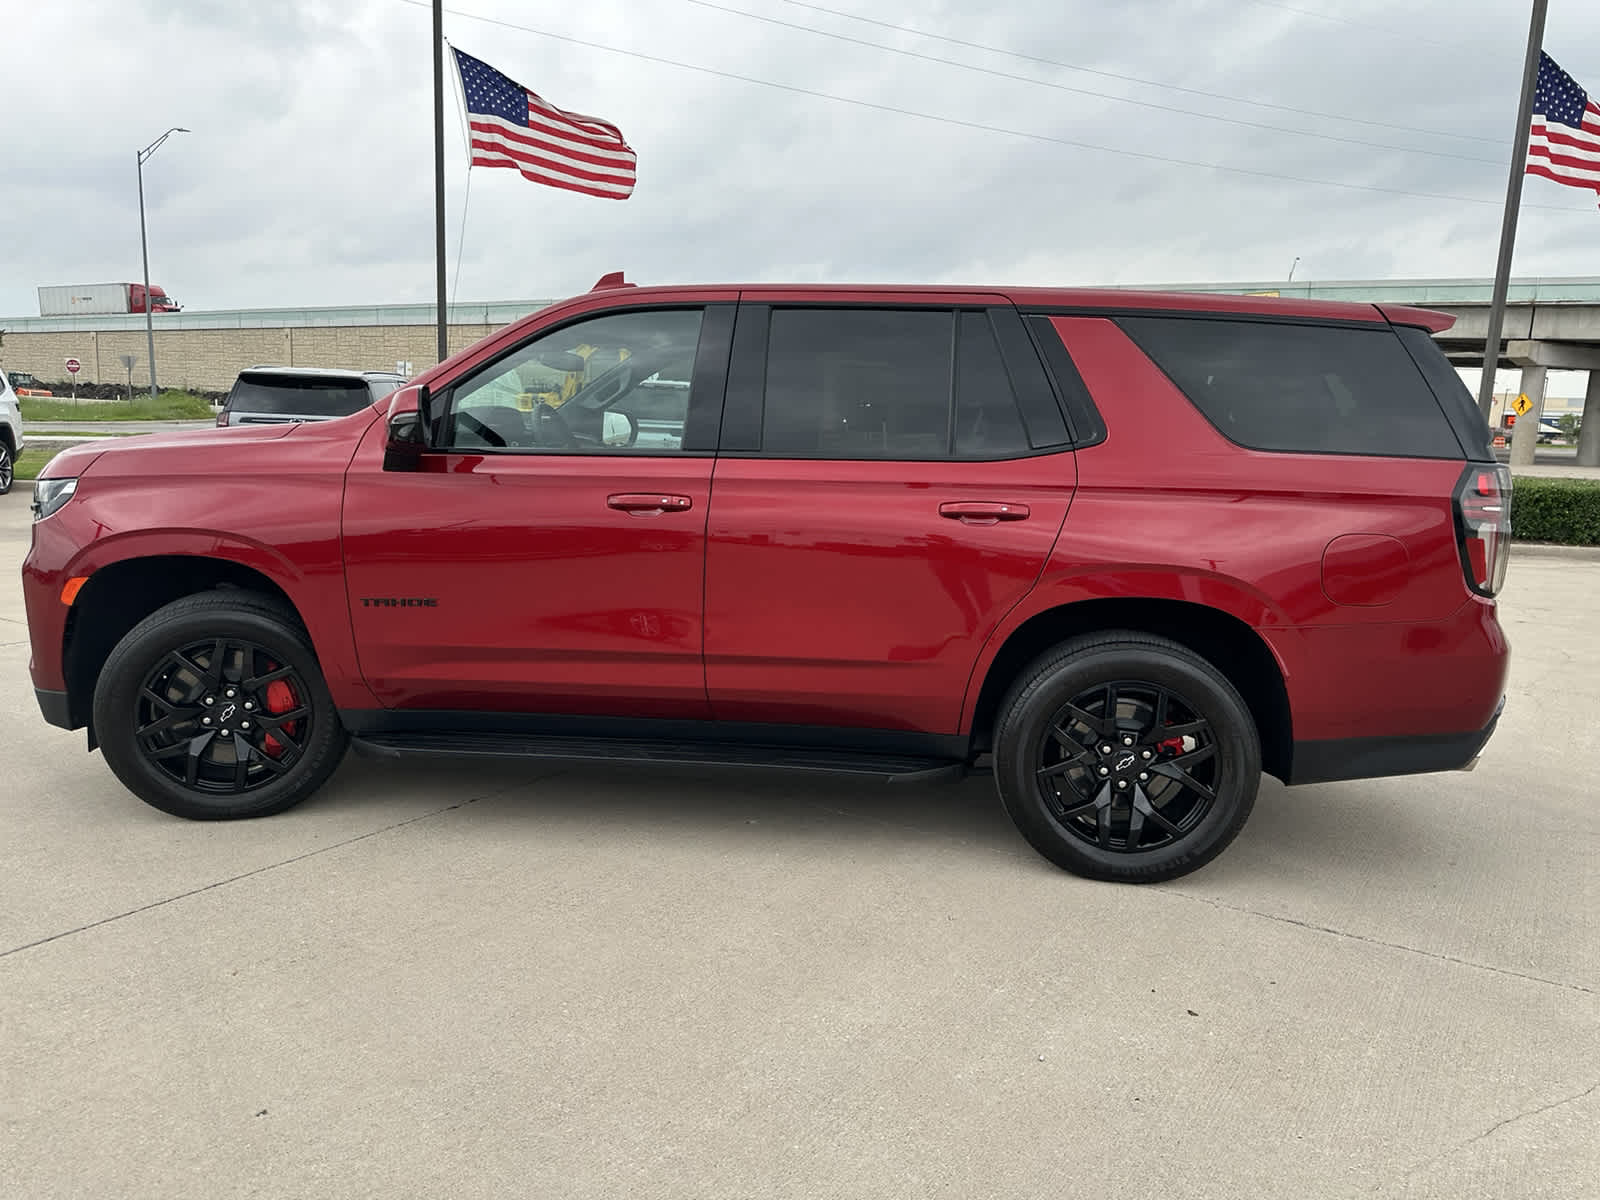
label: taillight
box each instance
[1453,463,1511,597]
[215,410,227,427]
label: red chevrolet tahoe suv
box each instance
[22,278,1510,883]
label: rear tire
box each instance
[993,632,1261,883]
[93,591,348,820]
[0,441,13,496]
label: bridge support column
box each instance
[1508,364,1547,467]
[1578,371,1600,468]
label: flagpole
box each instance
[428,1,448,366]
[1476,0,1549,419]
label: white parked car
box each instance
[0,369,26,495]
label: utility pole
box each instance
[1476,0,1550,420]
[433,0,449,364]
[137,127,189,401]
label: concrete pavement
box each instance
[1,489,1595,1199]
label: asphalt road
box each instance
[1,489,1595,1199]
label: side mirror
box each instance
[602,410,637,447]
[383,408,428,472]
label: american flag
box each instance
[451,47,637,200]
[1527,52,1600,206]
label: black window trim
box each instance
[718,300,1076,463]
[428,301,733,458]
[1391,323,1490,462]
[1112,311,1468,462]
[1024,314,1107,451]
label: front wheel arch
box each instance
[64,557,310,734]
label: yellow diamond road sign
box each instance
[1512,393,1533,416]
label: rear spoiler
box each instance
[1378,304,1455,333]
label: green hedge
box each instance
[1511,477,1600,546]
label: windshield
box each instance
[228,376,374,417]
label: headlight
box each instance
[31,477,78,521]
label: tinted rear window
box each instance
[229,377,375,417]
[762,308,952,458]
[1118,317,1463,459]
[1394,325,1492,460]
[954,311,1030,457]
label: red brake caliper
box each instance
[261,662,300,758]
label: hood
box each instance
[42,422,298,481]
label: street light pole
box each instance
[136,127,188,401]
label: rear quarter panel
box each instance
[961,315,1501,741]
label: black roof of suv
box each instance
[217,366,407,427]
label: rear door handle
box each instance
[939,501,1030,524]
[608,493,693,515]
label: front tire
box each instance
[93,591,348,820]
[994,632,1261,883]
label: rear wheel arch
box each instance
[63,556,309,732]
[967,597,1293,783]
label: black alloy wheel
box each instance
[994,632,1261,883]
[1037,681,1219,855]
[134,636,314,795]
[94,591,348,819]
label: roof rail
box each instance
[591,271,635,291]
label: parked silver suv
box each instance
[0,368,26,495]
[216,366,406,427]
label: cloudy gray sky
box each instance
[5,0,1600,316]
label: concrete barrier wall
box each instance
[0,322,506,391]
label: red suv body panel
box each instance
[23,282,1507,791]
[341,410,716,718]
[703,452,1074,731]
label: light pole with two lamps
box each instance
[137,127,188,401]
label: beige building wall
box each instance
[1,323,503,392]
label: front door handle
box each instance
[608,493,693,515]
[939,501,1030,525]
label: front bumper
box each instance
[1289,696,1505,786]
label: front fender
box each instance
[26,457,372,710]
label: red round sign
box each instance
[65,358,81,374]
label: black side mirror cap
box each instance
[383,409,428,472]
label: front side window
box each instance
[444,308,703,453]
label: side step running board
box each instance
[350,731,968,783]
